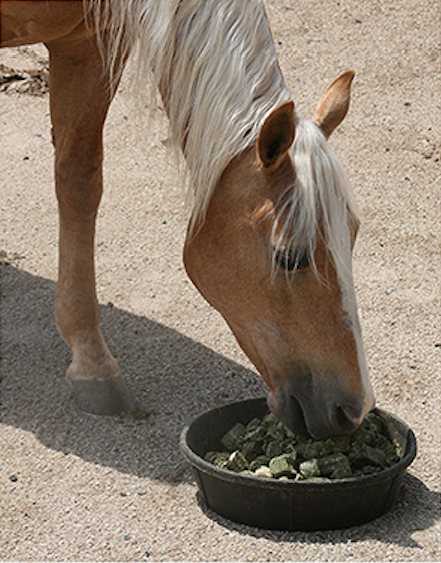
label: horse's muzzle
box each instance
[267,385,373,439]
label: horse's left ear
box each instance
[258,101,295,169]
[312,70,355,138]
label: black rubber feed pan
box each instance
[180,398,417,531]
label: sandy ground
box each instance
[0,0,440,561]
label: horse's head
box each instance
[184,71,375,438]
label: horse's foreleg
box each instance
[47,35,134,414]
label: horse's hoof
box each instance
[69,372,135,415]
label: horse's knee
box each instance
[55,147,103,215]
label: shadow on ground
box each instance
[0,262,265,482]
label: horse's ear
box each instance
[312,70,354,138]
[258,101,295,169]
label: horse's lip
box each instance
[286,394,308,435]
[287,389,335,439]
[267,388,309,436]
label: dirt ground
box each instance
[1,0,440,561]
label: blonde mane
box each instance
[89,0,291,231]
[89,0,358,282]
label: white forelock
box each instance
[271,118,359,285]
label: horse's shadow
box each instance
[1,262,439,548]
[1,261,265,482]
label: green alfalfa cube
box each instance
[269,453,297,478]
[299,458,321,479]
[220,422,246,451]
[318,453,353,479]
[226,450,249,472]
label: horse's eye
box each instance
[274,248,309,272]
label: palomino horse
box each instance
[1,0,375,438]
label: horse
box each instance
[1,0,375,438]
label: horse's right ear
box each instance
[257,101,295,169]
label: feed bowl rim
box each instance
[180,398,417,491]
